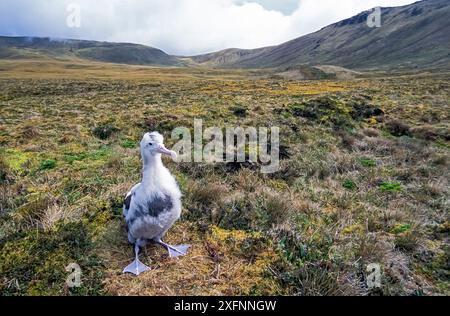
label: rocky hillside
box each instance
[191,0,450,70]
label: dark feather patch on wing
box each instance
[124,194,132,210]
[146,195,173,217]
[128,194,173,225]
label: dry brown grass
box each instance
[102,222,281,296]
[0,60,448,296]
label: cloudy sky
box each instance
[0,0,417,55]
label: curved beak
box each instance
[157,144,177,160]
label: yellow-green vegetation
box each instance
[0,59,449,296]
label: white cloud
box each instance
[0,0,417,55]
[234,0,300,15]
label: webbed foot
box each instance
[155,239,191,258]
[123,259,151,276]
[123,244,151,275]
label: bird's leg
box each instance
[123,243,151,276]
[154,238,190,258]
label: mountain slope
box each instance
[0,37,182,66]
[1,0,449,71]
[192,0,450,70]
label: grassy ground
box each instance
[0,60,448,296]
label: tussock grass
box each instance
[0,60,449,295]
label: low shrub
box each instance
[92,125,119,140]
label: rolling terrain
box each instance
[0,59,449,295]
[0,0,449,298]
[192,0,450,70]
[1,1,449,72]
[0,36,182,66]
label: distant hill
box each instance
[0,37,183,66]
[191,0,450,70]
[1,0,449,72]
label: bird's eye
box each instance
[149,143,153,146]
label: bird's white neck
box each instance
[141,154,164,186]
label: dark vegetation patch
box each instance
[343,179,357,190]
[92,125,119,140]
[39,159,57,171]
[288,95,384,128]
[231,105,248,117]
[386,120,411,137]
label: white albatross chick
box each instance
[122,132,190,276]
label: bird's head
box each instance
[140,132,177,162]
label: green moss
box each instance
[39,159,57,171]
[85,209,114,238]
[391,223,412,234]
[1,149,33,172]
[379,181,402,192]
[64,147,112,164]
[121,139,137,149]
[343,179,357,190]
[359,157,376,168]
[88,147,112,161]
[0,221,106,296]
[64,152,89,164]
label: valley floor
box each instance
[0,60,448,295]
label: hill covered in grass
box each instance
[0,36,183,66]
[191,0,450,71]
[2,1,449,73]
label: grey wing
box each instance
[124,194,132,212]
[127,194,175,240]
[123,183,141,218]
[127,194,173,225]
[147,194,174,217]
